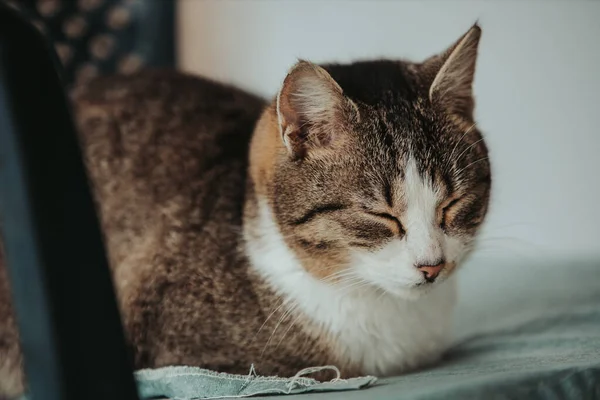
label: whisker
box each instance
[446,122,476,169]
[375,286,388,302]
[327,276,366,294]
[479,222,536,233]
[330,276,363,286]
[273,312,304,353]
[473,241,541,260]
[454,137,485,165]
[454,156,489,177]
[476,236,539,245]
[364,268,416,286]
[251,297,291,345]
[475,235,546,255]
[319,269,358,283]
[260,301,297,358]
[334,280,372,296]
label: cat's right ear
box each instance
[276,60,358,159]
[422,23,482,121]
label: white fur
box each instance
[351,159,465,298]
[245,159,466,375]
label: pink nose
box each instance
[416,262,445,282]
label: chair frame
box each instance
[0,3,139,399]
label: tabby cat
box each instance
[0,24,490,397]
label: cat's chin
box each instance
[341,281,432,302]
[379,283,436,301]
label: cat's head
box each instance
[248,24,490,299]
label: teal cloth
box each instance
[135,366,376,399]
[133,260,600,400]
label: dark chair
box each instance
[0,1,175,399]
[5,0,175,88]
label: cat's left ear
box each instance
[424,23,481,120]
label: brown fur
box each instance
[0,24,490,396]
[0,242,23,398]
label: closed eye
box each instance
[292,203,348,225]
[365,212,405,236]
[440,197,461,230]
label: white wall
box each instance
[178,0,600,262]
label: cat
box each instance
[0,23,490,397]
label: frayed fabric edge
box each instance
[135,364,377,400]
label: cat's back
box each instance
[68,71,273,369]
[72,70,265,268]
[73,70,265,213]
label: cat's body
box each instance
[0,25,490,397]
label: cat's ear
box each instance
[423,23,481,120]
[276,60,358,159]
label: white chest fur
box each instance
[245,201,456,376]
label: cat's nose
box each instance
[416,261,445,282]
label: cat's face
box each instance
[263,25,489,298]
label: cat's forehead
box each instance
[349,151,449,204]
[351,109,454,183]
[323,62,455,166]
